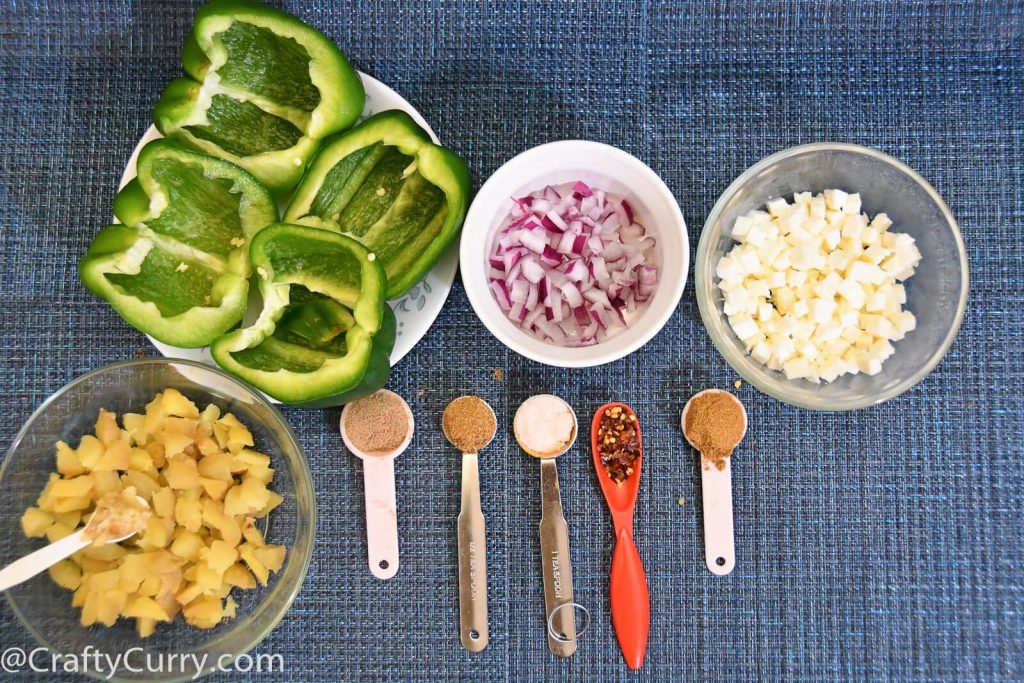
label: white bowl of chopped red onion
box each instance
[461,140,687,367]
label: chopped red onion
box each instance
[487,181,659,346]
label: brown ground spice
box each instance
[344,391,411,455]
[684,391,745,470]
[443,396,496,452]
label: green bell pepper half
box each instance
[283,109,471,298]
[210,223,392,407]
[154,0,365,193]
[80,140,277,348]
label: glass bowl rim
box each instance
[695,141,970,411]
[0,357,316,681]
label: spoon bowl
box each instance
[681,389,747,456]
[591,403,643,514]
[341,389,415,461]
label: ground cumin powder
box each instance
[344,391,411,455]
[443,396,496,452]
[684,391,745,470]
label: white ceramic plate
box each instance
[118,73,458,399]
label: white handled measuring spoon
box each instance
[682,389,747,576]
[514,394,580,658]
[0,492,150,592]
[442,395,497,653]
[341,390,415,580]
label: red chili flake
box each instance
[596,406,640,486]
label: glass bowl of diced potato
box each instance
[0,359,314,681]
[696,142,968,410]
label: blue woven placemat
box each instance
[1,1,1022,681]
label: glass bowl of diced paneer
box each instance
[696,143,968,411]
[0,359,314,681]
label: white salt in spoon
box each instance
[514,395,581,658]
[341,390,415,580]
[0,495,149,592]
[681,389,747,576]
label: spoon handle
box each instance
[362,457,399,580]
[610,527,650,669]
[0,530,89,592]
[457,452,489,652]
[701,455,735,575]
[538,459,576,657]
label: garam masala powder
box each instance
[683,391,746,470]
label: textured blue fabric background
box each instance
[1,1,1022,681]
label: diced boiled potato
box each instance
[254,545,286,573]
[94,439,131,471]
[56,441,85,477]
[165,455,201,489]
[124,595,171,622]
[23,396,284,638]
[122,470,160,500]
[223,595,238,620]
[223,562,256,589]
[49,475,94,499]
[137,617,157,638]
[197,452,233,482]
[183,596,224,629]
[224,477,271,517]
[241,518,265,547]
[160,388,200,419]
[128,447,155,472]
[76,435,104,471]
[122,413,146,445]
[81,543,128,562]
[21,507,54,537]
[200,477,231,501]
[49,560,82,590]
[52,495,92,514]
[152,487,176,519]
[256,491,284,518]
[95,409,122,446]
[170,529,207,563]
[175,491,203,533]
[239,545,269,586]
[162,432,196,458]
[202,499,241,546]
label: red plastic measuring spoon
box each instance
[591,402,650,669]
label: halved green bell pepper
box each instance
[80,140,277,347]
[210,223,391,407]
[283,110,471,298]
[154,0,365,193]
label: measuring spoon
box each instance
[591,403,650,669]
[514,395,579,658]
[681,389,747,576]
[442,396,496,653]
[341,390,414,580]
